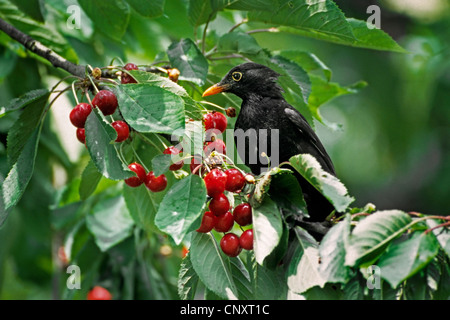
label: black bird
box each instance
[203,62,336,222]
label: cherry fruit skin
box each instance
[239,229,254,250]
[111,120,129,142]
[70,103,92,128]
[204,169,227,198]
[163,146,184,171]
[122,63,138,84]
[124,162,146,187]
[214,211,234,233]
[92,90,118,116]
[76,128,86,144]
[204,139,226,156]
[220,233,242,257]
[87,286,112,300]
[209,193,230,216]
[196,211,216,233]
[225,168,245,192]
[204,111,227,133]
[233,203,252,226]
[145,171,168,192]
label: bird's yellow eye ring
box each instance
[232,71,242,82]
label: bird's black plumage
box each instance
[203,62,335,222]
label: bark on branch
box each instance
[0,18,85,77]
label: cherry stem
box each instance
[71,80,79,105]
[425,221,450,234]
[199,100,226,112]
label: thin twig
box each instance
[0,18,85,77]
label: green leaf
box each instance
[346,18,407,53]
[0,0,77,62]
[0,88,49,118]
[180,119,204,156]
[308,74,367,123]
[116,83,185,135]
[187,0,215,27]
[9,0,44,22]
[287,227,326,294]
[267,170,308,219]
[345,210,413,267]
[189,232,238,299]
[230,257,253,299]
[123,184,163,233]
[377,232,439,288]
[86,195,134,252]
[129,70,189,97]
[178,254,199,300]
[218,32,262,55]
[85,108,133,181]
[251,255,287,299]
[249,0,355,42]
[151,154,173,177]
[289,154,354,212]
[126,0,165,18]
[167,38,209,86]
[318,214,352,284]
[0,127,40,226]
[78,0,131,41]
[226,0,274,11]
[79,160,102,200]
[271,54,311,104]
[6,90,49,166]
[278,18,406,53]
[280,50,332,81]
[252,196,283,265]
[155,175,206,245]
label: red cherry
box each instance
[204,139,226,156]
[190,155,203,176]
[214,211,234,233]
[111,120,129,142]
[122,63,138,84]
[209,193,230,217]
[220,233,242,257]
[76,128,86,144]
[145,171,167,192]
[233,203,252,226]
[204,111,227,133]
[225,168,246,192]
[124,63,138,71]
[196,211,216,233]
[92,90,118,116]
[239,229,254,250]
[203,169,227,198]
[163,146,184,171]
[70,103,92,128]
[87,286,112,300]
[124,162,146,187]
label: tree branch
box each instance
[0,18,85,78]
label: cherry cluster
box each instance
[69,62,184,193]
[69,89,130,145]
[191,111,254,258]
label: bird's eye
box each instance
[232,72,242,82]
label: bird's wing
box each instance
[284,107,336,175]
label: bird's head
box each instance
[202,62,282,100]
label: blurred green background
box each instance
[0,0,449,299]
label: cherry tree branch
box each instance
[0,18,85,78]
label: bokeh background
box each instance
[0,0,449,298]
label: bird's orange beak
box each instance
[202,83,228,97]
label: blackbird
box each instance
[203,62,336,222]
